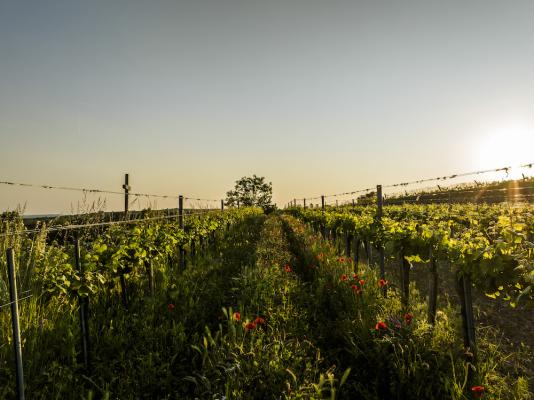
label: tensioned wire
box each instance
[0,208,224,239]
[0,180,221,202]
[297,162,534,202]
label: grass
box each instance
[0,211,531,399]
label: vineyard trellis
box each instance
[285,161,534,381]
[0,173,251,400]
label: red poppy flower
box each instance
[338,257,345,263]
[254,317,266,325]
[340,274,348,281]
[359,279,365,286]
[378,278,388,288]
[245,322,256,330]
[375,321,387,331]
[284,264,292,273]
[403,313,414,324]
[233,312,241,322]
[352,273,359,280]
[471,386,485,398]
[167,303,175,311]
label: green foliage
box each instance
[226,175,274,211]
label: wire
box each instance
[0,179,223,202]
[297,162,534,202]
[0,210,226,238]
[0,294,33,310]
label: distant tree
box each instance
[226,175,274,210]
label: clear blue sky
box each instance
[1,0,534,213]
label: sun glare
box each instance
[476,123,534,179]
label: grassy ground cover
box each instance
[0,212,531,399]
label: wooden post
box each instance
[75,239,90,369]
[179,195,185,269]
[122,173,130,218]
[428,250,438,325]
[221,200,224,211]
[377,185,386,296]
[303,198,307,209]
[6,248,25,400]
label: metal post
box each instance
[75,239,90,369]
[123,173,130,218]
[7,248,25,400]
[377,185,386,297]
[321,195,326,238]
[458,273,477,360]
[179,195,185,269]
[428,250,438,325]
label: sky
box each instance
[1,0,534,213]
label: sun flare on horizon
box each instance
[476,122,534,179]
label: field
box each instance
[0,203,532,399]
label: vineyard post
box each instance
[123,173,130,218]
[303,198,306,209]
[400,250,410,307]
[377,185,387,297]
[221,200,224,211]
[120,173,130,308]
[75,239,91,369]
[7,248,25,400]
[321,195,326,238]
[345,233,352,258]
[179,195,185,269]
[428,248,438,325]
[458,273,477,362]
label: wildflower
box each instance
[233,312,241,322]
[245,322,256,331]
[375,321,387,331]
[347,257,353,263]
[254,317,266,325]
[284,264,292,273]
[351,285,362,295]
[338,257,345,263]
[167,303,175,311]
[471,386,485,399]
[403,313,414,325]
[378,278,388,288]
[352,273,359,280]
[359,279,365,286]
[340,274,348,281]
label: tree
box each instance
[225,175,274,210]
